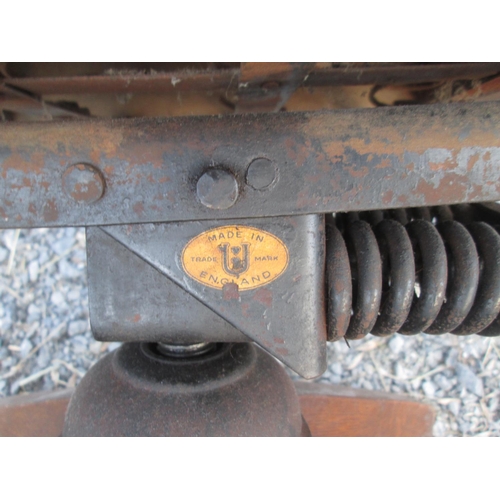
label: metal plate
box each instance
[1,102,500,228]
[96,214,326,379]
[86,227,248,344]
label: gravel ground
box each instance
[1,227,499,436]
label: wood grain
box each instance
[297,382,435,437]
[0,389,72,437]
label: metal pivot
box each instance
[63,342,310,437]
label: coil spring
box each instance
[326,204,500,341]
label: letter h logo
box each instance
[219,243,250,277]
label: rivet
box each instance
[62,163,105,204]
[196,169,239,209]
[246,158,277,190]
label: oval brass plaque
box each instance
[181,225,289,291]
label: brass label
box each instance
[181,225,289,291]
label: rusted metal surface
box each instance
[448,75,500,103]
[3,63,500,96]
[325,218,352,341]
[425,221,479,334]
[1,102,500,229]
[452,223,500,335]
[371,219,415,336]
[400,220,448,334]
[308,63,500,87]
[245,157,276,190]
[62,163,105,203]
[86,226,248,344]
[326,205,500,339]
[2,67,241,96]
[344,220,382,340]
[88,215,326,379]
[63,342,308,437]
[196,168,239,209]
[0,83,89,119]
[236,62,315,112]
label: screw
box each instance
[62,163,105,204]
[246,158,277,190]
[196,168,239,209]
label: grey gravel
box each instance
[0,247,8,264]
[68,320,89,337]
[456,363,484,398]
[422,381,436,398]
[1,227,500,436]
[388,335,405,355]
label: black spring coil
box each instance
[326,204,500,341]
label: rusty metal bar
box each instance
[1,68,241,96]
[0,83,90,119]
[1,101,500,229]
[3,63,500,96]
[307,63,500,87]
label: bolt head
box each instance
[196,169,239,209]
[246,158,276,190]
[63,163,105,204]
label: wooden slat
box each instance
[296,382,435,437]
[0,389,72,437]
